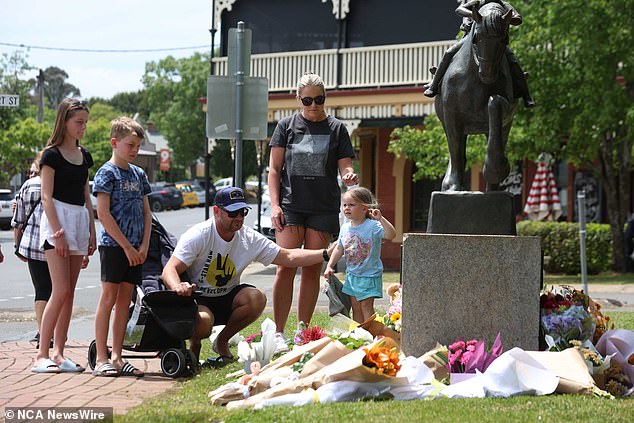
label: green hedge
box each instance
[516,221,613,274]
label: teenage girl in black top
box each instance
[32,99,96,373]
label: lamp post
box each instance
[204,0,217,220]
[255,139,268,232]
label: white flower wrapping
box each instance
[237,318,277,368]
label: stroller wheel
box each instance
[161,348,186,378]
[88,340,97,370]
[186,349,200,375]
[87,340,112,370]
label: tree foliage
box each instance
[107,90,151,121]
[0,118,50,183]
[388,114,488,181]
[142,53,258,180]
[142,54,208,168]
[40,66,81,109]
[513,0,634,271]
[0,51,33,130]
[81,117,114,179]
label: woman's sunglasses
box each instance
[300,95,326,106]
[220,207,249,218]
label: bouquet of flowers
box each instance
[540,286,597,351]
[362,337,401,377]
[329,326,374,350]
[381,283,402,332]
[237,318,277,372]
[447,333,503,374]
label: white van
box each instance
[214,177,233,191]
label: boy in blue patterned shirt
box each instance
[92,117,151,377]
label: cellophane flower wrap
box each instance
[447,333,503,374]
[237,318,276,367]
[381,283,402,332]
[540,286,597,351]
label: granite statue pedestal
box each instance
[401,233,541,356]
[426,191,516,235]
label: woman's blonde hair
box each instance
[296,71,325,97]
[343,187,378,218]
[45,98,89,149]
[30,151,43,175]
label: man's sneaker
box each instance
[274,332,289,354]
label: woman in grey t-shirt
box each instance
[268,72,358,350]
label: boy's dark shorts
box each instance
[195,284,255,325]
[282,210,340,235]
[99,246,142,285]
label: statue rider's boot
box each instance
[424,67,439,97]
[424,85,439,98]
[522,72,535,107]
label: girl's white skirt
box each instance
[40,198,90,255]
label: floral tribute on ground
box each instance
[206,284,633,408]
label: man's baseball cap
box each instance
[214,187,252,212]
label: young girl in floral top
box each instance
[324,187,396,323]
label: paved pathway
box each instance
[0,340,176,420]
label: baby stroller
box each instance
[87,216,199,378]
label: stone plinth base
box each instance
[401,233,541,357]
[427,191,516,235]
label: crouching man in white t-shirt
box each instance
[162,187,328,364]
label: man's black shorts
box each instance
[195,284,255,325]
[99,246,142,285]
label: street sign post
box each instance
[205,22,268,188]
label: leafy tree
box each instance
[86,102,123,122]
[81,117,114,179]
[513,0,634,271]
[41,66,81,109]
[0,118,50,184]
[0,51,33,130]
[108,90,150,120]
[142,53,257,181]
[388,114,488,181]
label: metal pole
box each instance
[37,70,44,123]
[233,21,245,188]
[205,0,217,220]
[577,190,588,293]
[257,153,263,232]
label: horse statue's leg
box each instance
[441,124,468,191]
[482,94,511,191]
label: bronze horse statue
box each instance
[435,2,518,191]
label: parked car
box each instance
[175,183,199,208]
[149,183,183,212]
[88,181,98,219]
[190,184,206,206]
[177,180,216,206]
[252,190,275,241]
[214,177,233,191]
[0,188,14,230]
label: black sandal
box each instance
[205,355,235,368]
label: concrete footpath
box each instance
[0,262,631,420]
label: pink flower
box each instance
[447,333,504,374]
[460,350,473,365]
[449,340,466,352]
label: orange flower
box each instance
[363,338,401,377]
